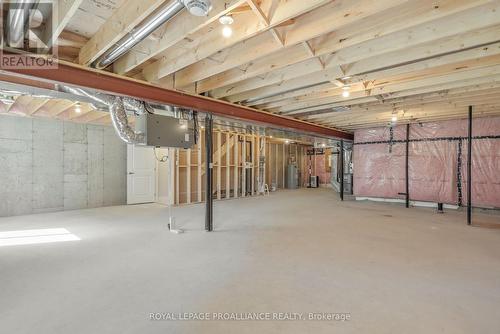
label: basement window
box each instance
[0,228,80,247]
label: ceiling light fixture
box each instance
[219,14,234,25]
[285,139,290,144]
[74,102,82,113]
[219,14,234,38]
[391,115,398,123]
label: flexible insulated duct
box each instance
[108,96,145,144]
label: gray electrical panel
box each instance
[135,113,194,148]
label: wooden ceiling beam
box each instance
[319,95,500,122]
[202,0,498,96]
[78,0,169,65]
[246,0,270,26]
[113,0,247,75]
[258,46,500,109]
[302,85,500,120]
[267,62,500,114]
[172,0,404,89]
[143,0,330,83]
[294,74,500,117]
[45,0,84,45]
[323,106,500,129]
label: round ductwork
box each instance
[183,0,212,16]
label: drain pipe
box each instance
[92,0,212,69]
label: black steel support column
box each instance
[405,123,410,208]
[467,106,472,226]
[340,140,344,201]
[205,114,214,232]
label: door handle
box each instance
[128,172,135,175]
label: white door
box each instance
[127,145,156,204]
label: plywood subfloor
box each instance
[1,189,499,333]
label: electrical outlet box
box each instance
[135,113,194,148]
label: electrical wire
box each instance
[154,147,168,162]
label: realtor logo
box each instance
[0,0,58,69]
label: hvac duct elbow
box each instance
[109,96,145,145]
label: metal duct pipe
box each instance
[92,0,213,69]
[7,0,38,48]
[56,85,110,108]
[56,85,146,144]
[92,0,185,69]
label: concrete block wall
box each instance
[0,114,126,217]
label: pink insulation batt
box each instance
[353,117,500,208]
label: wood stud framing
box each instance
[166,129,306,205]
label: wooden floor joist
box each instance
[1,0,500,132]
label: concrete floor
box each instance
[1,188,500,334]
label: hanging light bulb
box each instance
[74,102,82,113]
[285,139,290,144]
[342,86,350,98]
[222,25,233,38]
[391,115,398,123]
[219,14,234,38]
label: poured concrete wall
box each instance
[0,115,126,217]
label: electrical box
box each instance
[135,113,194,148]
